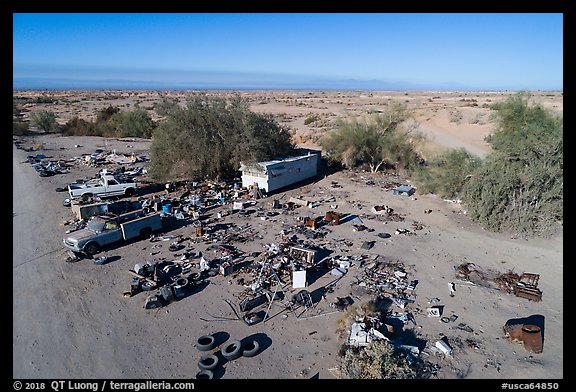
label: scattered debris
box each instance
[392,185,416,197]
[347,322,388,347]
[448,282,456,297]
[435,338,453,356]
[456,263,543,301]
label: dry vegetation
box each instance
[13,89,563,161]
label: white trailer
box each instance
[240,152,318,193]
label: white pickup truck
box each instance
[68,174,137,200]
[63,209,163,255]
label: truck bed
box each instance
[120,213,163,240]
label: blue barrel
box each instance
[162,204,172,214]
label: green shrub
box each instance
[29,110,60,133]
[304,113,320,125]
[339,340,416,379]
[461,93,563,237]
[320,102,424,174]
[415,148,482,198]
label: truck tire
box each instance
[195,335,216,352]
[81,193,93,202]
[242,340,260,358]
[84,242,100,255]
[139,227,152,239]
[195,369,213,379]
[221,340,242,361]
[198,354,219,371]
[125,188,135,197]
[175,277,189,289]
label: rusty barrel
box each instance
[521,324,543,354]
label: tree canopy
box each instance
[148,94,295,182]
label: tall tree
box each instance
[149,94,294,182]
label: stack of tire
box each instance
[194,333,260,379]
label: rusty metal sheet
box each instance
[503,323,543,354]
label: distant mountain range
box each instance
[13,76,560,91]
[12,76,483,91]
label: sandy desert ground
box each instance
[12,90,563,381]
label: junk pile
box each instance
[494,272,543,302]
[353,260,418,297]
[26,154,71,177]
[124,258,204,309]
[79,149,145,167]
[455,262,543,302]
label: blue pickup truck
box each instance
[63,209,163,255]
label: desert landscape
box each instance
[12,90,563,381]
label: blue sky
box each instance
[13,13,563,90]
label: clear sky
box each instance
[13,13,563,90]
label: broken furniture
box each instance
[289,246,317,264]
[513,273,543,302]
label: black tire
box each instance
[198,354,219,371]
[195,335,216,352]
[169,244,183,252]
[141,281,155,291]
[84,242,100,255]
[221,340,242,361]
[139,227,152,239]
[189,272,202,281]
[175,277,189,288]
[82,193,93,202]
[242,340,260,358]
[195,369,213,379]
[125,188,136,197]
